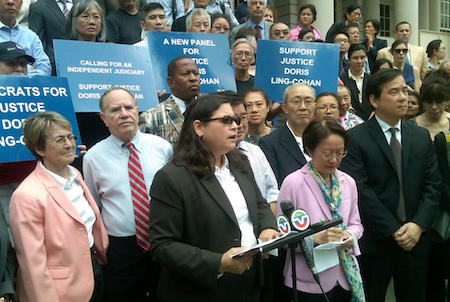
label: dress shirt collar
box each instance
[40,161,77,190]
[348,68,364,81]
[171,94,187,113]
[109,130,143,154]
[214,155,230,174]
[0,20,19,29]
[375,114,401,134]
[247,19,264,29]
[237,140,248,152]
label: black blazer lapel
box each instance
[47,0,67,27]
[366,118,397,172]
[279,124,305,165]
[199,175,239,227]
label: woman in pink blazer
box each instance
[277,118,364,302]
[9,111,108,302]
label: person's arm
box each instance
[340,130,401,238]
[259,148,279,215]
[82,154,102,208]
[9,190,60,301]
[27,32,51,76]
[413,66,421,93]
[225,4,239,27]
[259,137,281,188]
[419,47,428,80]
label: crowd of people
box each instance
[0,0,449,301]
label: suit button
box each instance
[234,238,238,242]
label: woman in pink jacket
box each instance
[277,118,364,302]
[9,111,108,302]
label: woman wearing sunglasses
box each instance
[390,40,421,92]
[148,94,279,302]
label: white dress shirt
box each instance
[348,69,364,104]
[375,115,402,145]
[215,156,257,247]
[55,0,73,14]
[238,141,279,204]
[171,94,187,113]
[42,162,96,247]
[83,131,172,237]
[286,122,312,162]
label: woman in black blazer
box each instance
[149,94,278,302]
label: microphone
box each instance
[280,200,320,284]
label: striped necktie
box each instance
[59,0,69,18]
[127,142,150,250]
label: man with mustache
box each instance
[139,56,200,146]
[83,87,172,301]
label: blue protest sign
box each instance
[0,76,81,163]
[254,40,340,101]
[146,31,236,93]
[54,40,157,112]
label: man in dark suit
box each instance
[341,69,440,302]
[259,83,315,187]
[339,43,372,120]
[29,0,70,75]
[229,0,271,43]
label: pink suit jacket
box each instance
[277,164,363,294]
[9,163,108,302]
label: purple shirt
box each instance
[290,25,321,41]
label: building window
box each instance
[441,0,450,32]
[379,3,391,37]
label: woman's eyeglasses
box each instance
[202,115,241,125]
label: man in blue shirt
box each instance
[0,0,50,76]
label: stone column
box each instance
[363,0,380,21]
[394,0,419,45]
[429,0,440,32]
[419,0,429,30]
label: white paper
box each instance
[312,238,352,273]
[231,232,290,258]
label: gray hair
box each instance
[247,0,267,5]
[283,83,315,103]
[186,8,211,30]
[231,38,253,53]
[65,0,107,42]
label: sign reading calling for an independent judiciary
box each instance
[0,76,81,163]
[54,40,157,112]
[255,40,340,101]
[146,31,236,93]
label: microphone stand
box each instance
[263,217,343,302]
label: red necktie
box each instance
[127,142,150,250]
[255,25,262,40]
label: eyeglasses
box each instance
[394,48,408,54]
[202,115,241,125]
[49,134,78,145]
[316,105,339,112]
[289,99,315,107]
[232,51,254,58]
[212,25,230,32]
[334,38,349,43]
[321,151,347,160]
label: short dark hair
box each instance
[141,2,164,20]
[426,39,442,58]
[302,118,347,155]
[167,56,192,77]
[173,94,248,178]
[348,43,366,58]
[298,4,317,22]
[298,27,313,40]
[364,19,380,35]
[217,90,245,107]
[344,5,361,20]
[395,21,411,32]
[344,23,359,33]
[372,58,393,73]
[243,87,270,106]
[316,91,339,105]
[420,70,450,105]
[366,68,402,100]
[390,39,408,53]
[210,12,231,28]
[333,31,349,41]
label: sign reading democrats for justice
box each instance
[54,40,158,112]
[146,31,236,93]
[255,40,339,101]
[0,76,81,163]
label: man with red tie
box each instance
[83,87,172,301]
